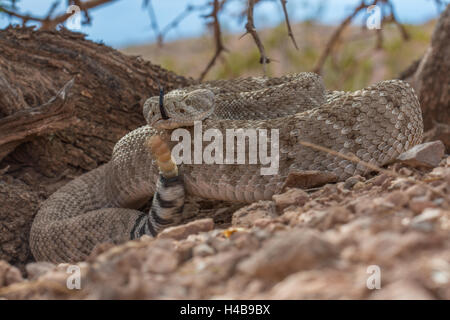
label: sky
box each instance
[0,0,448,48]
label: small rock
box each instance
[409,196,437,214]
[352,182,365,190]
[371,173,391,187]
[25,262,56,280]
[430,166,450,177]
[140,235,153,242]
[398,167,413,176]
[237,229,336,280]
[193,244,215,257]
[385,190,409,207]
[175,241,195,262]
[232,201,277,227]
[396,141,445,168]
[158,218,214,240]
[405,185,428,198]
[230,231,260,250]
[272,188,310,212]
[179,249,248,285]
[411,208,442,224]
[281,171,338,191]
[142,241,179,274]
[207,236,232,252]
[253,218,273,228]
[303,207,351,231]
[344,175,365,190]
[0,260,23,287]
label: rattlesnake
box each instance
[30,73,423,263]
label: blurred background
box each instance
[1,0,448,89]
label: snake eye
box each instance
[179,109,185,114]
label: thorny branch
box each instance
[384,0,410,41]
[313,0,375,74]
[2,0,300,78]
[280,0,298,49]
[242,0,271,75]
[145,0,299,79]
[199,0,227,81]
[145,0,209,47]
[0,0,118,30]
[313,0,412,74]
[0,0,421,79]
[145,0,161,46]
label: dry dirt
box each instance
[0,149,448,300]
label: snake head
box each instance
[143,88,215,129]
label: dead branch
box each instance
[314,0,412,73]
[313,0,374,74]
[144,1,210,47]
[199,0,227,81]
[279,0,298,49]
[0,0,118,30]
[145,0,162,46]
[385,0,410,41]
[374,1,387,50]
[242,0,271,75]
[375,28,383,49]
[0,79,76,161]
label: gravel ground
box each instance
[0,144,448,300]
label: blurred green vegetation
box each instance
[123,20,434,91]
[215,49,262,79]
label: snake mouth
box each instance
[152,119,185,130]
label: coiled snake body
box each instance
[30,73,423,263]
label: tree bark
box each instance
[401,5,450,151]
[0,26,195,269]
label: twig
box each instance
[241,0,271,75]
[198,0,227,81]
[375,28,383,49]
[72,0,93,26]
[0,0,118,30]
[385,0,409,41]
[279,0,298,49]
[45,1,61,20]
[313,0,374,74]
[145,0,162,46]
[432,0,446,14]
[298,140,450,203]
[149,3,209,46]
[374,1,386,50]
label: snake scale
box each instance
[30,73,423,263]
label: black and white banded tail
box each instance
[131,175,185,238]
